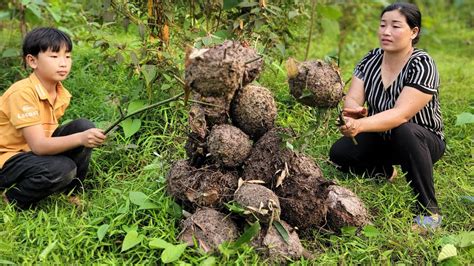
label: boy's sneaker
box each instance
[413,214,442,231]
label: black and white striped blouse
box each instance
[353,48,444,140]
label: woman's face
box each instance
[378,10,418,52]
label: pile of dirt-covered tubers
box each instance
[166,40,369,262]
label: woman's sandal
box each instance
[412,214,443,231]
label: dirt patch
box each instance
[325,185,370,231]
[231,84,277,140]
[288,60,344,108]
[207,124,253,168]
[234,183,280,224]
[178,208,239,253]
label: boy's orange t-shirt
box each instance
[0,72,71,168]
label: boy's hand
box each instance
[343,107,368,119]
[81,128,106,148]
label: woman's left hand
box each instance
[339,116,361,137]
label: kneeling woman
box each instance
[329,2,445,229]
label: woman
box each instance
[329,2,445,229]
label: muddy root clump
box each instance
[166,161,239,209]
[274,153,331,234]
[207,124,253,168]
[231,84,277,140]
[288,59,344,108]
[178,208,240,253]
[234,183,281,224]
[252,220,312,262]
[325,185,370,232]
[242,127,294,186]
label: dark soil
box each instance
[166,160,239,209]
[191,93,230,129]
[233,183,280,224]
[231,84,277,140]
[242,127,295,186]
[207,124,253,167]
[288,60,344,108]
[178,208,240,253]
[274,153,331,234]
[325,185,370,231]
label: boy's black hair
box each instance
[22,27,73,58]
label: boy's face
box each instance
[26,45,72,85]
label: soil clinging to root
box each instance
[242,127,295,186]
[288,60,344,108]
[185,40,263,104]
[231,84,277,140]
[234,183,281,224]
[252,220,311,261]
[274,153,331,234]
[166,160,239,209]
[207,124,253,168]
[178,208,239,253]
[325,185,370,231]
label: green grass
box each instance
[1,3,473,265]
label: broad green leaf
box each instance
[202,36,213,46]
[141,65,157,86]
[129,191,159,209]
[362,225,380,238]
[161,243,187,263]
[341,226,357,235]
[97,224,110,241]
[273,220,289,244]
[129,191,148,205]
[455,112,474,125]
[2,48,19,58]
[26,4,42,19]
[200,256,217,266]
[149,238,172,249]
[120,118,141,138]
[0,260,15,265]
[127,101,145,115]
[233,221,260,248]
[457,231,474,248]
[45,6,60,22]
[138,201,159,210]
[121,230,143,252]
[122,224,138,233]
[130,51,139,66]
[39,241,57,261]
[437,244,457,262]
[167,201,183,219]
[285,141,294,151]
[223,0,239,10]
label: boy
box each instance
[0,27,106,209]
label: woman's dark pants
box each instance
[329,122,445,214]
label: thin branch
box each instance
[104,92,184,134]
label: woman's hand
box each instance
[339,116,361,138]
[343,107,368,119]
[80,128,106,148]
